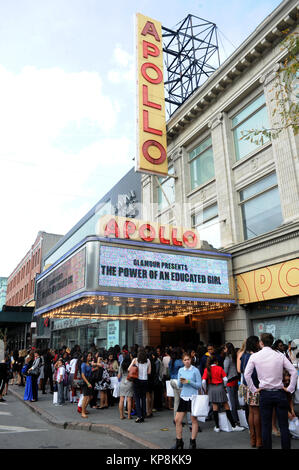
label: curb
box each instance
[9,388,161,449]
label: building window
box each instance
[232,93,270,161]
[240,173,283,240]
[158,167,175,211]
[191,203,221,248]
[189,136,215,190]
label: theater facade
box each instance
[34,215,236,348]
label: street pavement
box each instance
[5,384,299,450]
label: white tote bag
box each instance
[166,380,174,397]
[237,409,249,428]
[191,394,210,417]
[53,391,58,404]
[113,381,120,398]
[78,394,84,408]
[218,412,233,432]
[289,417,299,439]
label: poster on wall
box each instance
[107,321,119,349]
[99,245,230,296]
[36,248,86,309]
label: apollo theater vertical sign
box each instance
[136,13,168,176]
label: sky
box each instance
[0,0,282,278]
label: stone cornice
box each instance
[221,220,299,259]
[166,1,298,140]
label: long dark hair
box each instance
[245,336,260,353]
[137,347,147,364]
[121,354,131,372]
[225,342,237,363]
[206,355,218,381]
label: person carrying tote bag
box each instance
[202,354,244,434]
[171,352,202,450]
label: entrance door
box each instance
[161,329,199,348]
[207,319,224,347]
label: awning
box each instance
[0,306,33,327]
[38,293,235,321]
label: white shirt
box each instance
[57,366,65,383]
[136,359,150,381]
[244,347,297,394]
[70,358,77,374]
[161,356,171,376]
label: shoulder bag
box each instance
[127,363,139,382]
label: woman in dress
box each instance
[95,355,111,409]
[118,354,134,419]
[23,352,34,401]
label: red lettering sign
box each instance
[142,85,161,110]
[139,224,156,242]
[141,62,163,84]
[142,140,166,165]
[124,220,136,239]
[143,40,160,59]
[159,226,170,245]
[105,218,119,238]
[143,110,162,136]
[183,231,197,248]
[141,21,160,42]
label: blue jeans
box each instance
[259,390,290,449]
[57,382,65,405]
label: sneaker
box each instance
[214,426,220,432]
[232,425,245,432]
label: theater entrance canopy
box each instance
[34,216,236,321]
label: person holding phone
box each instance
[172,352,202,450]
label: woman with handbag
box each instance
[172,352,202,450]
[128,347,151,423]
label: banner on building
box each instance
[236,258,299,304]
[136,12,168,176]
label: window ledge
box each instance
[232,141,272,170]
[186,178,216,199]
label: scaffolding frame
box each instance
[162,15,220,117]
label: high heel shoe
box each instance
[171,438,184,449]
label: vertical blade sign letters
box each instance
[136,13,168,176]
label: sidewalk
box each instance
[8,385,299,450]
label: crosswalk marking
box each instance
[0,425,48,434]
[0,411,11,416]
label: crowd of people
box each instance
[1,335,298,449]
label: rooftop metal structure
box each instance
[162,14,220,117]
